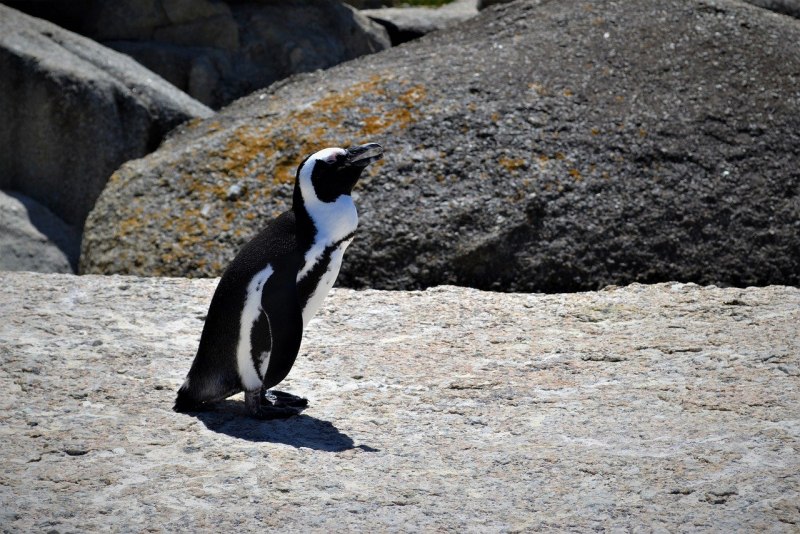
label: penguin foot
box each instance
[267,390,309,408]
[245,389,306,419]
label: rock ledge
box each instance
[1,272,798,530]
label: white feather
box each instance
[301,238,353,327]
[297,148,359,252]
[296,147,359,300]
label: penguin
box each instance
[174,143,383,419]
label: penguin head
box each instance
[296,143,383,205]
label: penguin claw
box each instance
[267,390,309,408]
[245,388,307,418]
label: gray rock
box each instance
[743,0,800,18]
[4,0,391,109]
[0,5,213,229]
[362,0,479,44]
[0,190,79,273]
[1,271,799,530]
[80,0,800,292]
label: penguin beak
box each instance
[345,143,384,167]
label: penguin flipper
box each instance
[259,265,305,390]
[243,266,305,418]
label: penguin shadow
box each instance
[190,400,378,453]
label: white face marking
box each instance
[301,238,352,327]
[236,265,274,390]
[313,147,346,164]
[298,147,359,240]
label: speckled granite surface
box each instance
[1,272,798,531]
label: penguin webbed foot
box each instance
[245,388,307,419]
[267,389,309,408]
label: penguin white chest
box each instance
[299,238,352,327]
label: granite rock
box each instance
[744,0,800,18]
[0,191,79,273]
[0,4,213,229]
[0,272,798,530]
[362,0,479,45]
[79,0,800,292]
[4,0,391,109]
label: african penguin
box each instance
[174,143,384,419]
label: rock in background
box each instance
[80,0,800,292]
[0,191,80,273]
[362,0,479,45]
[1,272,798,530]
[744,0,800,18]
[3,0,391,109]
[477,0,800,17]
[0,4,213,233]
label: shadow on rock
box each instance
[189,400,377,452]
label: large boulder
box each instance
[0,5,213,229]
[0,191,79,273]
[1,272,799,530]
[81,0,800,292]
[4,0,391,109]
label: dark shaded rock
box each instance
[0,4,213,229]
[344,0,393,8]
[743,0,800,18]
[80,0,800,292]
[477,0,514,9]
[0,190,80,273]
[3,0,391,109]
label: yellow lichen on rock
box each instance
[220,75,426,186]
[103,74,428,276]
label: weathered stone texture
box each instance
[0,4,213,229]
[80,0,800,292]
[3,0,391,109]
[1,272,798,530]
[0,191,80,273]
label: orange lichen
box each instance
[529,82,546,96]
[109,74,429,276]
[498,155,527,173]
[219,75,426,186]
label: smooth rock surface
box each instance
[1,272,798,530]
[0,4,213,228]
[362,0,479,44]
[3,0,391,109]
[80,0,800,292]
[0,190,80,273]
